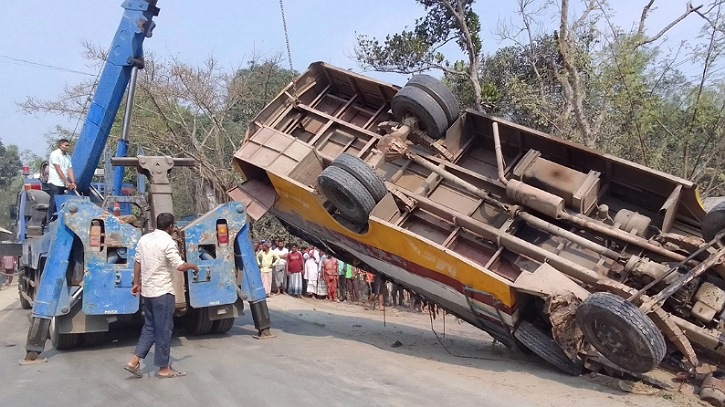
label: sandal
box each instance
[123,363,143,378]
[158,369,186,378]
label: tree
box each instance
[0,141,22,190]
[20,45,294,215]
[487,0,725,195]
[0,140,23,233]
[355,0,485,110]
[467,34,564,131]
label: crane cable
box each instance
[278,0,299,103]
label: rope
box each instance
[427,305,507,361]
[278,0,299,103]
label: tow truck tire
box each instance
[330,154,387,203]
[80,332,106,347]
[318,166,376,225]
[702,201,725,242]
[210,317,235,334]
[406,75,460,124]
[576,292,665,373]
[513,320,582,376]
[392,86,449,139]
[186,308,213,335]
[50,318,79,350]
[18,284,31,310]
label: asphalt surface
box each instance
[0,285,703,407]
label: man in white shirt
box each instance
[46,139,75,223]
[124,213,199,378]
[271,239,288,295]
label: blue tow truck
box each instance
[18,0,273,362]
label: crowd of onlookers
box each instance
[254,238,434,313]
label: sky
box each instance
[0,0,703,159]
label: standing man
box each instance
[322,255,338,301]
[124,213,199,378]
[337,259,347,302]
[46,139,76,224]
[285,244,304,297]
[346,263,360,304]
[256,241,280,296]
[271,239,288,295]
[303,248,320,298]
[1,255,16,287]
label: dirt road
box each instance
[0,287,708,407]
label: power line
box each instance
[0,55,94,77]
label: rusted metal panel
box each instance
[181,203,247,309]
[63,200,141,316]
[227,181,277,221]
[512,263,590,300]
[232,62,725,392]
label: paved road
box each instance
[0,286,700,407]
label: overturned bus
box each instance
[230,62,725,403]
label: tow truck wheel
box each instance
[210,317,235,334]
[186,308,213,335]
[513,320,582,376]
[330,154,387,202]
[18,282,31,310]
[50,318,79,350]
[80,332,106,347]
[392,85,450,139]
[576,292,665,373]
[317,166,376,225]
[405,74,460,124]
[702,201,725,242]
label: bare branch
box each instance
[637,0,656,37]
[637,2,702,47]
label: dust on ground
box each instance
[266,293,710,407]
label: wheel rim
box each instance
[329,185,356,213]
[318,166,374,224]
[402,107,429,132]
[592,319,630,356]
[576,292,665,373]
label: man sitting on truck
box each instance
[124,213,199,379]
[46,139,76,224]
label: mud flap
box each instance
[57,298,109,334]
[207,299,244,321]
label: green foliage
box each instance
[400,0,725,195]
[0,141,23,234]
[355,0,481,74]
[473,34,564,129]
[120,56,296,210]
[0,141,22,190]
[250,214,306,248]
[229,61,296,127]
[0,176,22,235]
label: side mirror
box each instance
[9,204,17,219]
